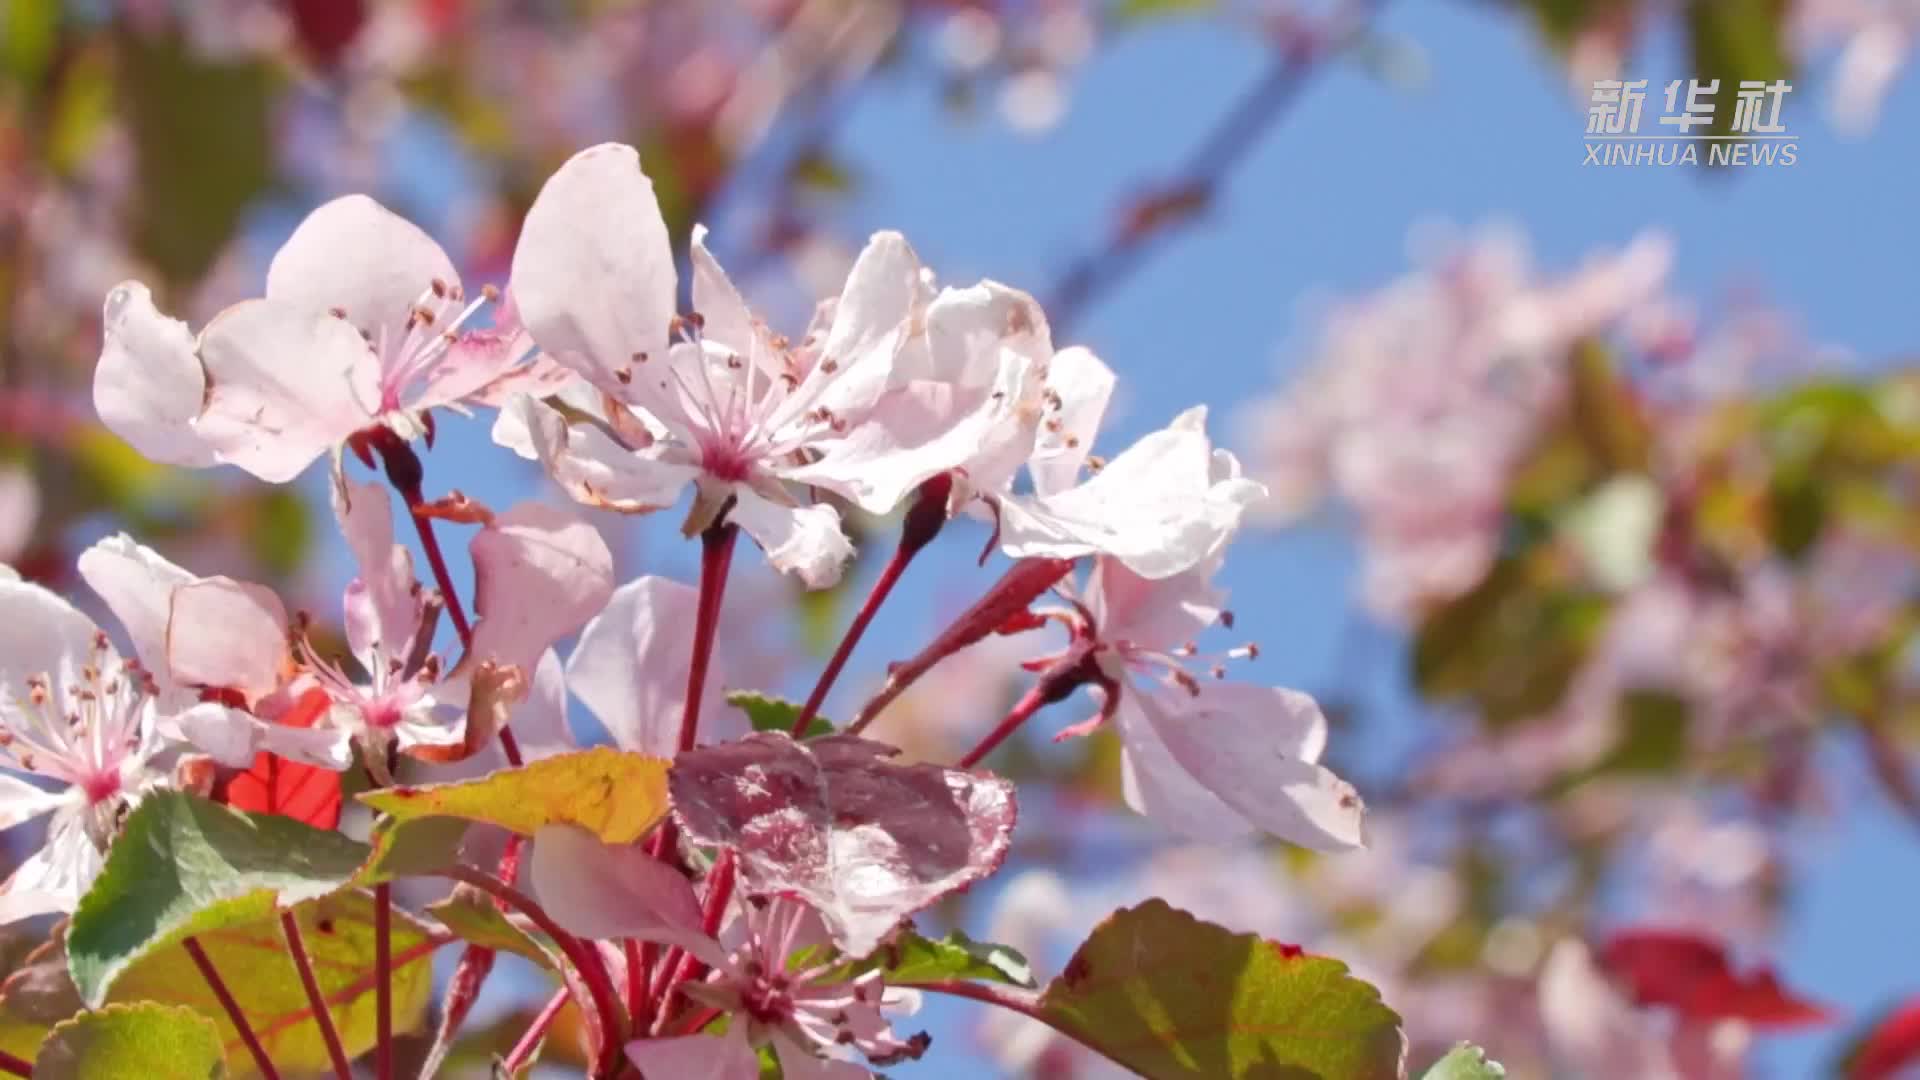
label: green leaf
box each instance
[34,1002,225,1079]
[358,747,671,845]
[730,691,835,740]
[2,895,438,1072]
[119,31,274,285]
[424,892,557,971]
[1421,1042,1507,1079]
[837,929,1034,989]
[1036,900,1404,1079]
[68,792,371,1007]
[354,815,471,887]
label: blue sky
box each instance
[279,2,1920,1073]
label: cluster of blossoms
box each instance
[1237,223,1906,806]
[0,141,1369,1076]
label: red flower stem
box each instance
[848,556,1077,736]
[0,1048,27,1077]
[648,850,736,1029]
[624,938,648,1028]
[279,912,353,1080]
[957,683,1051,770]
[673,1006,724,1037]
[956,647,1098,770]
[501,987,570,1075]
[374,883,394,1080]
[367,429,526,768]
[679,523,740,753]
[791,474,952,738]
[441,865,625,1057]
[791,545,911,737]
[250,934,454,1046]
[183,935,280,1080]
[404,499,474,648]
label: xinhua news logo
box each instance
[1584,79,1797,167]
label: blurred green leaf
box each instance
[1111,0,1218,24]
[730,691,834,740]
[46,43,113,176]
[1421,1042,1507,1079]
[1413,556,1612,729]
[120,31,274,285]
[246,488,312,578]
[1,0,59,89]
[1687,0,1792,141]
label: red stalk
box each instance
[502,987,571,1074]
[184,936,281,1080]
[791,474,952,737]
[679,523,740,753]
[374,883,393,1080]
[441,865,625,1064]
[280,912,353,1080]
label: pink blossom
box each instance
[95,196,542,482]
[1039,554,1366,850]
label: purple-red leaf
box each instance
[669,732,1016,958]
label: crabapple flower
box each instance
[531,833,924,1080]
[500,142,928,587]
[0,571,220,922]
[1050,554,1366,850]
[172,479,613,774]
[795,279,1258,581]
[95,195,540,482]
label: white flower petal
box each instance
[0,579,101,688]
[93,282,217,468]
[266,195,460,342]
[1113,692,1253,842]
[331,479,420,663]
[531,825,720,959]
[76,535,196,701]
[464,503,614,679]
[624,1032,760,1080]
[999,418,1260,580]
[511,143,677,395]
[0,806,101,924]
[195,298,378,483]
[1028,346,1114,497]
[165,579,290,701]
[1137,682,1363,851]
[503,395,698,513]
[0,775,67,831]
[728,485,854,590]
[566,576,741,757]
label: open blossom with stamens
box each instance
[0,564,238,922]
[94,196,544,483]
[531,827,923,1080]
[1041,554,1366,851]
[499,142,928,588]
